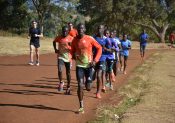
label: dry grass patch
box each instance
[89,52,162,123]
[0,36,54,56]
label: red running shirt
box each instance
[71,35,102,68]
[54,35,73,62]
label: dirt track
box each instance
[0,49,155,123]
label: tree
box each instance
[78,0,175,42]
[31,0,51,33]
[130,0,173,43]
[0,0,29,33]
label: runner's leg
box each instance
[65,62,71,94]
[76,67,85,109]
[123,56,128,74]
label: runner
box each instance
[112,30,121,76]
[68,22,78,37]
[104,30,119,90]
[119,34,131,74]
[53,26,73,94]
[169,31,175,49]
[71,23,102,114]
[28,20,43,66]
[139,29,149,60]
[93,25,108,99]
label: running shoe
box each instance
[65,88,71,95]
[85,82,92,91]
[110,84,114,90]
[105,82,110,88]
[28,61,34,66]
[58,82,64,91]
[78,107,84,114]
[96,93,102,99]
[36,61,40,66]
[101,87,106,93]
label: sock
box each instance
[80,101,84,108]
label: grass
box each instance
[0,36,54,56]
[0,35,171,56]
[88,52,162,123]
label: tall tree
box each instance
[31,0,51,33]
[0,0,28,32]
[130,0,174,43]
[78,0,175,42]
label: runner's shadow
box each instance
[39,64,56,66]
[0,89,61,96]
[0,103,76,113]
[0,64,28,66]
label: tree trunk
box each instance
[159,24,169,43]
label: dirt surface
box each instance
[121,50,175,123]
[0,49,155,123]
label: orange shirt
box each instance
[69,28,78,37]
[54,35,73,62]
[71,35,102,68]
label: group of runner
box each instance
[52,23,135,114]
[28,21,149,114]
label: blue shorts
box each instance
[140,44,146,52]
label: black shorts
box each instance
[57,59,70,72]
[106,59,114,73]
[76,66,93,84]
[30,40,40,48]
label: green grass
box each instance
[88,52,162,123]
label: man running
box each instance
[169,31,175,49]
[53,26,73,94]
[71,23,102,114]
[28,20,43,66]
[139,29,148,60]
[112,30,121,76]
[93,25,108,98]
[104,30,119,90]
[120,34,131,74]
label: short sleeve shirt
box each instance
[54,35,73,62]
[120,39,131,56]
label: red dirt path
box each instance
[0,49,155,123]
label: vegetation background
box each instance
[0,0,175,43]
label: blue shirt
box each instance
[139,33,148,46]
[120,39,131,56]
[105,38,119,60]
[93,36,107,61]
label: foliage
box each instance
[77,0,175,42]
[0,0,29,34]
[1,0,175,40]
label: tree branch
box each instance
[133,22,160,37]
